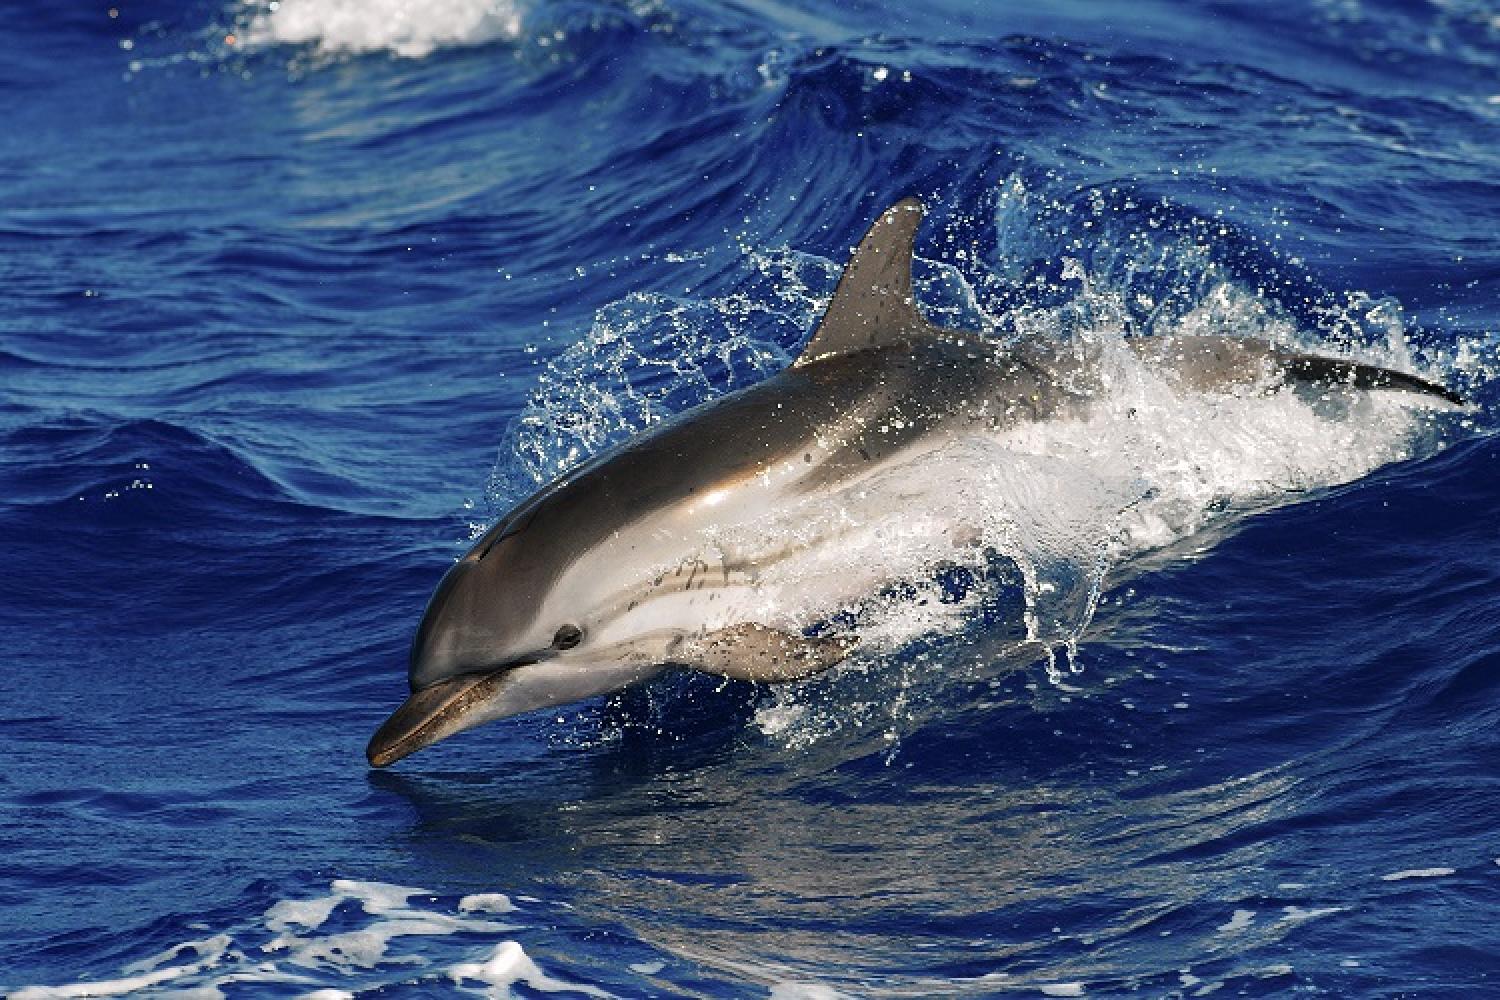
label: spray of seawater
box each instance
[485,178,1476,749]
[486,247,836,508]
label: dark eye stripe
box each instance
[552,624,583,650]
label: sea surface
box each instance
[4,1,1499,996]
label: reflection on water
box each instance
[369,646,1311,995]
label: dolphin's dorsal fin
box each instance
[796,198,932,367]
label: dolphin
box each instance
[367,198,1460,767]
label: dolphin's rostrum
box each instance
[367,199,1460,767]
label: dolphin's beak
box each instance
[368,654,666,767]
[366,670,508,768]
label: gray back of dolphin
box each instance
[368,198,1460,767]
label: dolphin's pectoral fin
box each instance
[1133,336,1463,406]
[678,624,857,682]
[797,198,936,366]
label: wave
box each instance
[2,416,280,511]
[0,415,445,634]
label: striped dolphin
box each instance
[367,199,1459,766]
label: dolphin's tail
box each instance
[1271,349,1463,405]
[1131,335,1463,406]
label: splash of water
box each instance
[484,178,1472,745]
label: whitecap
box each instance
[241,0,524,59]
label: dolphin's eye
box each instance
[552,624,584,650]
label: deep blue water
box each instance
[4,0,1500,996]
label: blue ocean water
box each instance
[4,0,1499,995]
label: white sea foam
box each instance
[241,0,524,58]
[449,940,614,996]
[767,983,854,999]
[1280,905,1344,923]
[10,880,597,999]
[1380,867,1456,881]
[11,936,235,999]
[266,894,342,933]
[329,878,434,914]
[1216,909,1256,934]
[459,892,519,914]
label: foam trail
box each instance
[241,0,524,58]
